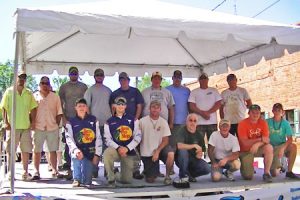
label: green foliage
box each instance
[137,75,170,91]
[0,61,38,93]
[52,76,68,92]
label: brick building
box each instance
[185,50,300,137]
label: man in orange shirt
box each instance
[238,104,273,183]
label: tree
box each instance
[52,76,68,92]
[0,61,38,93]
[137,74,170,91]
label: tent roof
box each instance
[15,0,300,77]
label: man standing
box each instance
[267,103,298,178]
[208,119,240,182]
[103,97,141,186]
[139,100,174,185]
[109,72,144,179]
[84,68,112,177]
[175,113,210,183]
[166,70,190,149]
[142,71,175,129]
[59,66,88,179]
[32,76,63,180]
[220,74,252,136]
[1,70,38,180]
[188,73,222,140]
[238,104,273,182]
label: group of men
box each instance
[0,66,298,188]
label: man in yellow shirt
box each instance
[1,71,38,181]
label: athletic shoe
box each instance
[224,170,235,181]
[262,173,272,183]
[286,171,299,179]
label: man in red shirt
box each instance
[238,104,273,183]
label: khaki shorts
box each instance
[5,129,32,153]
[271,144,289,170]
[44,129,64,152]
[33,129,59,152]
[239,146,265,179]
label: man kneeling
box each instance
[208,119,240,182]
[175,113,210,183]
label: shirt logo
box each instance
[115,125,132,141]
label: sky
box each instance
[1,0,300,90]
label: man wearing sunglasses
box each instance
[103,97,141,187]
[32,76,63,180]
[1,70,38,181]
[174,113,210,184]
[59,66,88,179]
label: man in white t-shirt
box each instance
[188,73,222,140]
[220,74,252,136]
[139,100,174,185]
[208,119,240,182]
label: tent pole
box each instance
[10,31,20,194]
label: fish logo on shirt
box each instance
[77,128,95,144]
[114,126,132,141]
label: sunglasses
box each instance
[116,103,126,106]
[40,82,50,85]
[189,119,197,123]
[69,73,78,76]
[18,75,27,79]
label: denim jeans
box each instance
[71,156,94,185]
[175,149,210,178]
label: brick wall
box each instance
[185,51,300,114]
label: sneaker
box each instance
[224,170,235,181]
[180,176,189,183]
[58,165,64,171]
[169,169,175,175]
[31,172,40,181]
[65,169,73,180]
[52,172,64,179]
[133,171,144,180]
[262,173,273,183]
[72,180,80,187]
[164,177,172,185]
[188,176,197,182]
[286,171,299,179]
[107,180,116,188]
[22,173,32,181]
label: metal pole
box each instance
[10,31,20,193]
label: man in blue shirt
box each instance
[267,103,298,179]
[166,70,190,150]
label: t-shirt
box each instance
[59,81,87,119]
[237,118,269,152]
[188,87,222,125]
[175,126,206,156]
[139,115,171,157]
[266,118,294,146]
[34,91,63,131]
[0,87,38,129]
[221,87,250,124]
[208,131,240,160]
[166,85,190,125]
[142,87,175,120]
[84,84,112,126]
[109,87,144,117]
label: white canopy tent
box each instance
[15,0,300,77]
[6,0,300,193]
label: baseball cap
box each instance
[151,71,162,79]
[114,96,127,105]
[227,74,237,81]
[18,70,27,78]
[219,119,231,126]
[198,73,208,80]
[150,100,161,107]
[75,98,87,105]
[69,66,78,73]
[119,72,130,80]
[94,68,104,76]
[173,70,182,79]
[273,103,283,110]
[249,104,261,111]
